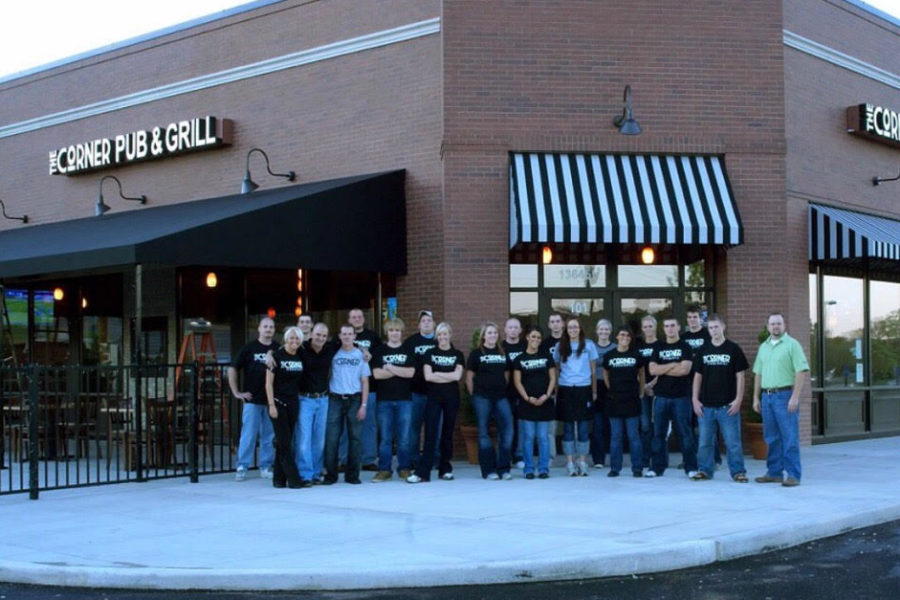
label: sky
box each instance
[1,0,899,79]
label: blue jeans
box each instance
[295,395,328,481]
[473,395,514,477]
[409,392,440,469]
[338,391,376,465]
[697,405,745,478]
[762,390,801,480]
[590,411,609,466]
[562,420,590,456]
[609,416,642,474]
[519,419,550,475]
[324,394,363,482]
[639,395,653,469]
[236,403,275,470]
[651,395,697,474]
[377,399,413,473]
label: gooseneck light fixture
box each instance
[873,166,900,186]
[96,175,146,216]
[240,148,296,194]
[0,198,28,223]
[613,85,642,136]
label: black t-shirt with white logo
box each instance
[502,339,527,400]
[636,339,660,382]
[682,328,710,357]
[353,328,383,353]
[512,350,556,421]
[692,339,749,407]
[466,347,509,399]
[231,339,276,405]
[270,348,305,401]
[403,333,439,394]
[423,346,464,403]
[370,344,415,401]
[602,348,644,418]
[651,340,693,398]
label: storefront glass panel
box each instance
[823,275,864,388]
[549,297,606,336]
[509,292,539,327]
[618,265,678,288]
[510,264,538,288]
[544,265,605,288]
[870,279,900,387]
[619,297,674,334]
[684,259,705,288]
[809,273,819,387]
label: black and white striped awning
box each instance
[509,153,743,248]
[809,203,900,261]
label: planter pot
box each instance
[459,424,479,464]
[743,421,767,460]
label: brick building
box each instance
[0,0,897,444]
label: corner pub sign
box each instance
[48,115,233,175]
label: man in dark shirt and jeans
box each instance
[228,317,276,482]
[296,323,336,484]
[648,318,698,478]
[690,314,749,482]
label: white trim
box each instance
[0,18,441,139]
[783,29,900,90]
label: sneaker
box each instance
[486,473,500,481]
[398,469,412,480]
[235,467,247,482]
[515,460,526,469]
[538,472,549,479]
[643,470,657,478]
[525,473,535,480]
[686,470,699,479]
[273,480,286,488]
[566,461,578,477]
[593,462,605,470]
[733,472,749,483]
[755,474,784,484]
[372,471,392,483]
[406,474,423,484]
[345,478,362,485]
[782,477,800,487]
[501,472,513,481]
[632,471,643,478]
[577,460,590,476]
[259,467,273,480]
[607,470,620,478]
[299,479,313,488]
[440,472,455,481]
[690,471,711,481]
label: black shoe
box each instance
[273,480,287,488]
[345,478,362,485]
[538,472,549,479]
[288,480,304,489]
[362,463,379,472]
[632,471,643,478]
[337,464,346,473]
[607,471,620,478]
[322,477,338,485]
[525,473,535,480]
[299,479,313,488]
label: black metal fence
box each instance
[0,363,242,499]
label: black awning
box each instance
[509,153,743,248]
[0,170,406,278]
[809,203,900,262]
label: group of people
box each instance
[228,304,809,489]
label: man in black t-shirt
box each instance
[636,315,660,469]
[538,312,565,459]
[403,309,438,470]
[370,318,415,482]
[228,317,276,482]
[502,317,527,467]
[647,318,698,478]
[690,314,749,482]
[296,323,337,484]
[348,308,382,470]
[682,305,711,357]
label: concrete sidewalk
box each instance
[0,437,898,591]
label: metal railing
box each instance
[1,362,241,499]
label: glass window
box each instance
[809,274,819,388]
[549,297,606,338]
[619,297,674,337]
[684,259,706,288]
[544,265,606,288]
[509,292,539,329]
[870,279,900,387]
[823,275,864,388]
[510,264,538,288]
[618,265,678,288]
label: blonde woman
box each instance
[265,326,306,489]
[466,322,512,480]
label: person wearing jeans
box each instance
[553,318,599,477]
[636,316,660,470]
[648,318,697,478]
[466,322,513,480]
[347,308,382,470]
[591,319,615,469]
[403,310,438,471]
[370,318,415,482]
[690,314,749,482]
[752,312,809,487]
[602,326,645,477]
[512,326,556,478]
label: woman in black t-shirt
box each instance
[407,322,464,483]
[466,322,513,480]
[601,326,645,478]
[265,326,306,489]
[512,326,557,479]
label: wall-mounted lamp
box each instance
[613,85,642,136]
[205,272,218,288]
[0,199,28,223]
[97,175,146,216]
[241,148,296,194]
[267,307,277,319]
[873,166,900,186]
[640,246,656,265]
[81,297,88,310]
[542,245,553,264]
[53,287,64,301]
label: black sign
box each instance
[49,116,233,175]
[846,104,900,149]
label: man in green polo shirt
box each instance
[752,312,809,487]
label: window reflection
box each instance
[870,280,900,387]
[823,275,864,388]
[618,265,678,287]
[544,265,606,288]
[509,264,538,288]
[809,274,819,387]
[510,292,539,328]
[684,260,705,288]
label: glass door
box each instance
[616,293,676,336]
